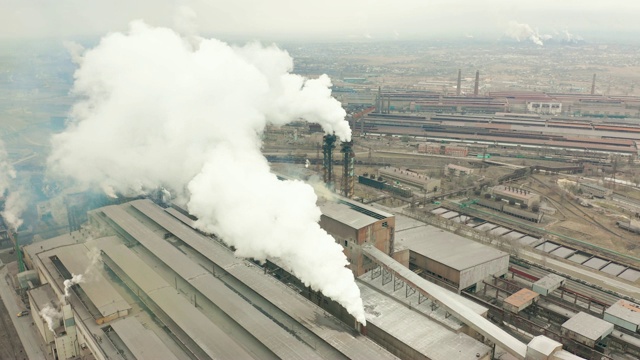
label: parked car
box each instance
[16,310,29,317]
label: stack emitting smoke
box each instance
[40,304,63,332]
[48,20,366,324]
[474,70,480,97]
[61,247,100,303]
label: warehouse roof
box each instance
[605,299,640,326]
[111,317,179,360]
[358,284,491,360]
[44,242,131,318]
[362,244,527,358]
[98,241,255,359]
[100,203,322,360]
[504,289,539,309]
[320,201,379,229]
[28,283,58,312]
[129,199,398,360]
[533,274,566,291]
[397,225,508,271]
[562,312,613,341]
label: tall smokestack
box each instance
[591,74,596,95]
[474,70,480,96]
[456,69,462,96]
[341,141,355,199]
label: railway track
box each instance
[529,175,625,240]
[510,263,622,306]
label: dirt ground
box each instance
[525,175,640,258]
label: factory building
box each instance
[445,163,474,176]
[579,182,612,198]
[503,288,539,314]
[395,224,509,292]
[561,312,613,348]
[417,143,469,157]
[527,101,562,115]
[18,198,587,360]
[378,166,441,192]
[319,198,395,276]
[491,185,541,207]
[22,199,399,360]
[604,299,640,332]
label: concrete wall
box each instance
[411,254,461,287]
[603,313,639,332]
[365,322,427,360]
[392,248,410,268]
[321,213,394,277]
[319,216,358,243]
[459,255,509,290]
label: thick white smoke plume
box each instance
[48,21,365,323]
[0,140,16,197]
[505,21,551,46]
[2,191,27,231]
[40,305,62,332]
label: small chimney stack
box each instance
[591,74,596,95]
[456,69,462,96]
[474,70,480,96]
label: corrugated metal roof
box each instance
[562,312,613,341]
[397,225,508,271]
[129,199,398,360]
[48,242,131,318]
[98,241,255,359]
[504,289,539,308]
[111,317,179,360]
[102,203,322,360]
[320,201,379,229]
[362,244,528,359]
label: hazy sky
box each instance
[2,0,640,43]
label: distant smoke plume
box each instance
[505,21,550,46]
[48,20,365,323]
[0,140,16,197]
[40,304,62,332]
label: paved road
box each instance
[0,266,48,360]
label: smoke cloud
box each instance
[505,21,550,46]
[40,305,62,332]
[63,273,85,299]
[2,191,27,231]
[48,20,365,323]
[0,140,16,197]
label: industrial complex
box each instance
[4,39,640,360]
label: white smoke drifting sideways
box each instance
[63,273,85,299]
[48,21,365,324]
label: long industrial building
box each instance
[19,197,587,360]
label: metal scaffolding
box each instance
[341,141,355,198]
[322,134,336,189]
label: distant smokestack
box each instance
[456,69,462,96]
[474,70,480,96]
[591,74,596,95]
